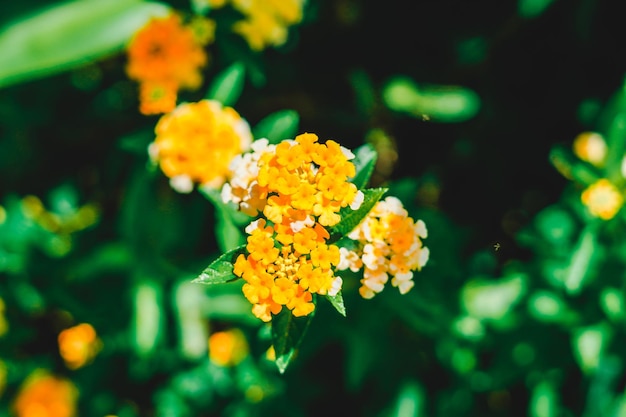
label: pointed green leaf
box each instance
[350,143,378,190]
[329,187,388,240]
[205,61,245,106]
[271,308,314,373]
[0,0,170,89]
[325,291,346,317]
[252,109,300,144]
[563,224,599,295]
[192,245,247,285]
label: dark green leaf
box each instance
[199,186,250,252]
[192,245,247,285]
[350,143,378,190]
[271,308,315,373]
[329,187,388,240]
[205,61,245,106]
[252,109,300,144]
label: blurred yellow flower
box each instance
[573,131,607,167]
[230,0,305,51]
[12,370,78,417]
[338,196,429,298]
[149,99,253,193]
[208,328,249,366]
[126,12,212,115]
[58,323,102,370]
[581,178,624,220]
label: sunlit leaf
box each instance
[529,380,559,417]
[572,322,612,374]
[132,278,164,356]
[527,290,577,325]
[461,273,527,321]
[382,76,480,123]
[563,224,599,295]
[271,308,314,373]
[0,0,170,89]
[600,287,624,322]
[252,109,300,144]
[350,143,378,190]
[329,187,388,241]
[192,245,247,285]
[388,380,424,417]
[205,61,245,107]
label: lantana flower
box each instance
[210,0,305,51]
[338,196,429,299]
[11,370,78,417]
[224,133,363,321]
[149,99,253,193]
[57,323,102,370]
[208,328,249,366]
[581,178,624,220]
[126,12,214,115]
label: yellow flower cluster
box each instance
[126,12,214,115]
[581,178,624,220]
[12,370,78,417]
[338,196,429,299]
[149,99,253,193]
[224,133,364,321]
[209,0,304,51]
[57,323,102,370]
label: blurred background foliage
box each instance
[2,0,626,416]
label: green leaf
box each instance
[529,380,559,417]
[325,292,346,317]
[382,76,480,123]
[252,109,300,144]
[518,0,557,19]
[199,186,249,252]
[192,245,247,285]
[350,143,378,190]
[329,187,388,240]
[271,308,314,373]
[132,277,164,356]
[572,322,612,374]
[548,145,600,185]
[0,0,171,89]
[563,224,599,295]
[205,61,245,107]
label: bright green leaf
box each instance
[572,322,612,374]
[0,0,170,89]
[382,76,480,123]
[252,109,300,144]
[461,273,527,321]
[271,308,314,373]
[350,143,378,190]
[192,245,247,285]
[329,187,388,241]
[199,186,249,252]
[132,278,164,356]
[389,380,424,417]
[529,380,558,417]
[600,287,624,321]
[325,292,346,317]
[563,224,598,295]
[205,61,245,107]
[534,205,576,246]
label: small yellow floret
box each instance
[581,178,623,220]
[573,132,607,167]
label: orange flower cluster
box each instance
[581,178,624,220]
[338,196,429,298]
[126,12,214,115]
[223,133,364,321]
[57,323,102,370]
[12,371,78,417]
[149,99,253,192]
